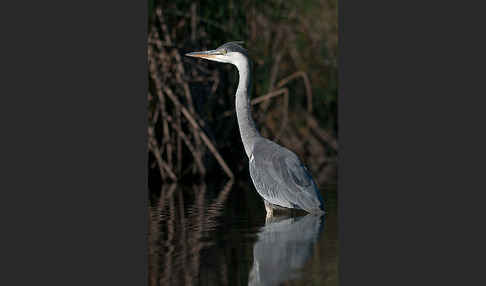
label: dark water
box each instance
[149,178,338,286]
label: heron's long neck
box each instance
[235,59,261,158]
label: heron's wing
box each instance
[249,139,324,212]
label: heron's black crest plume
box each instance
[217,41,248,55]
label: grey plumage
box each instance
[186,42,325,215]
[250,138,324,213]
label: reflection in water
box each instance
[248,214,325,286]
[149,180,337,286]
[149,180,234,286]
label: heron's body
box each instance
[187,42,325,215]
[250,138,324,214]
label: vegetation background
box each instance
[148,2,339,285]
[148,0,338,189]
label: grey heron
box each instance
[186,42,325,215]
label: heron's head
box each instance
[185,41,248,67]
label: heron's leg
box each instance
[264,200,274,217]
[263,200,308,218]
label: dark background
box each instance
[148,0,338,188]
[148,2,339,284]
[2,0,486,285]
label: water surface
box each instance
[149,179,338,286]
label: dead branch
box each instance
[164,113,206,175]
[306,114,338,150]
[163,86,234,179]
[148,127,177,181]
[276,71,313,113]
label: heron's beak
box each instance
[185,49,222,60]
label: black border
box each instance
[2,0,485,285]
[341,0,486,285]
[2,1,148,284]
